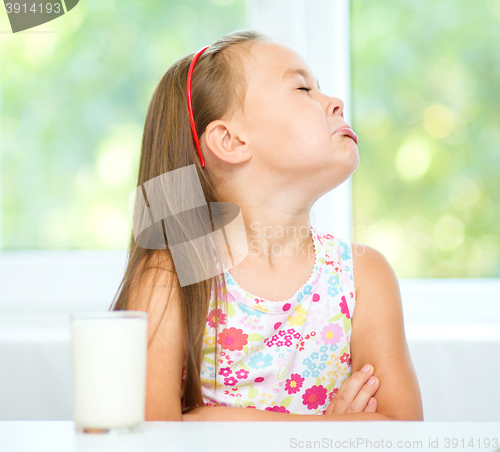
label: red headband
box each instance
[187,45,210,168]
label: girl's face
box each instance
[236,41,359,191]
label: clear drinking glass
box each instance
[70,311,148,434]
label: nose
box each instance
[325,96,345,118]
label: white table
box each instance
[0,421,499,452]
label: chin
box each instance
[354,152,360,169]
[349,145,360,171]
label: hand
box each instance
[324,363,379,415]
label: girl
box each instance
[110,29,423,422]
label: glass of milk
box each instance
[70,311,148,434]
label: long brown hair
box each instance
[109,29,271,414]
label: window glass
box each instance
[352,0,500,277]
[0,0,246,249]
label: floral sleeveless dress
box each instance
[181,224,356,415]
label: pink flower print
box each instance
[340,353,350,364]
[293,332,301,339]
[287,328,295,334]
[224,376,238,386]
[320,323,343,345]
[285,373,305,394]
[265,406,290,413]
[339,295,351,319]
[277,341,284,346]
[278,330,286,337]
[219,367,231,377]
[328,388,339,402]
[235,369,249,380]
[218,327,248,351]
[207,308,227,328]
[284,340,292,347]
[302,385,327,410]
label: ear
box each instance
[201,120,251,165]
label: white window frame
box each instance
[0,0,497,323]
[0,0,499,422]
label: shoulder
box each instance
[316,232,395,284]
[350,241,398,298]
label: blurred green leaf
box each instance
[352,0,500,277]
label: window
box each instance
[1,0,499,423]
[352,0,500,278]
[0,0,247,250]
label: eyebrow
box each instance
[282,68,321,90]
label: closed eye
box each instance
[298,85,313,93]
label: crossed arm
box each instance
[142,245,423,421]
[349,241,424,421]
[184,243,423,422]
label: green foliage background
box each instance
[0,0,246,250]
[1,0,499,278]
[351,0,500,277]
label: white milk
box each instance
[71,312,148,430]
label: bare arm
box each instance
[350,242,424,421]
[183,406,392,421]
[127,250,185,422]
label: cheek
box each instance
[246,100,329,161]
[262,114,324,149]
[250,111,294,151]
